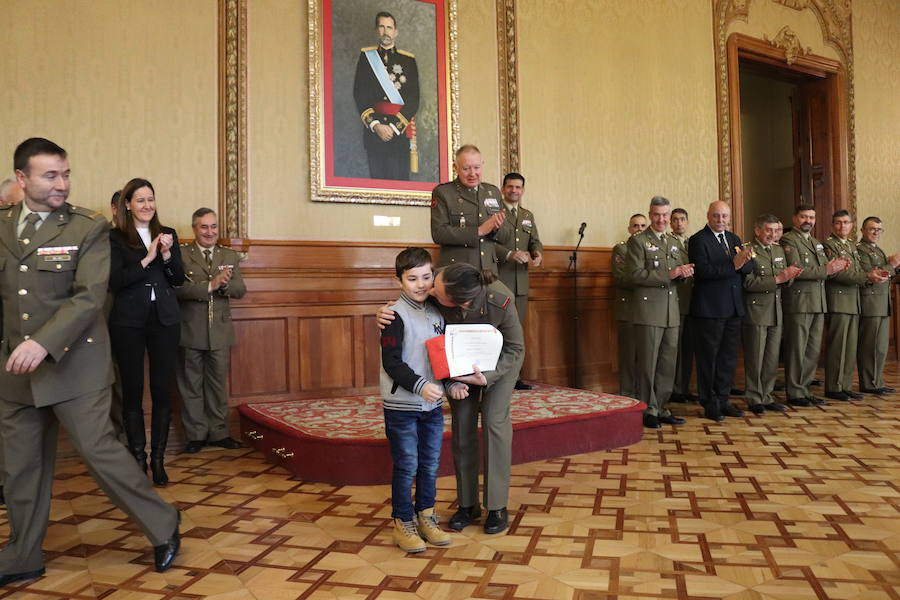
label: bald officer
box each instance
[612,213,647,398]
[176,208,247,453]
[0,138,179,585]
[626,196,693,429]
[431,145,505,274]
[494,172,542,390]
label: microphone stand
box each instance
[568,227,585,388]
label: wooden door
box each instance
[794,77,833,240]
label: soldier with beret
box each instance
[353,11,419,181]
[176,208,247,453]
[431,145,505,274]
[856,216,899,395]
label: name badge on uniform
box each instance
[37,245,78,255]
[774,256,784,263]
[218,264,234,271]
[646,243,659,252]
[483,197,500,214]
[653,260,659,267]
[816,243,824,251]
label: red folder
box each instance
[426,335,451,379]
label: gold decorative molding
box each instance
[712,0,856,210]
[773,0,810,10]
[496,0,520,176]
[218,0,248,238]
[712,0,751,204]
[764,26,811,64]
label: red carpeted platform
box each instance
[239,383,645,485]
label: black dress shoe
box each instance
[448,505,481,531]
[723,404,744,418]
[658,415,685,425]
[668,393,688,403]
[0,485,4,505]
[808,396,827,406]
[825,391,849,401]
[209,436,242,450]
[844,391,864,400]
[183,440,205,454]
[154,512,181,573]
[642,414,661,429]
[749,404,765,415]
[788,397,811,407]
[774,384,786,392]
[0,567,45,586]
[484,508,509,534]
[703,409,725,422]
[880,387,896,394]
[810,379,823,386]
[514,380,533,391]
[150,456,168,487]
[764,403,787,412]
[730,388,745,396]
[861,388,885,395]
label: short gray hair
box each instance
[755,213,780,228]
[191,207,216,226]
[0,178,17,198]
[649,195,670,208]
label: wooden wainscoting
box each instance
[224,240,618,411]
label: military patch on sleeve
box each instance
[502,297,511,309]
[614,253,624,265]
[430,196,438,208]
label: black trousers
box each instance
[364,134,410,180]
[110,303,180,454]
[692,315,741,413]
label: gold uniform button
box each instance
[64,347,69,352]
[19,265,28,272]
[56,264,62,270]
[18,289,27,296]
[87,337,94,343]
[21,238,29,245]
[23,335,30,340]
[480,251,485,256]
[21,313,29,320]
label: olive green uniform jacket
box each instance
[431,179,503,274]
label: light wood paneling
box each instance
[230,318,288,396]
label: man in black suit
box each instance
[688,201,755,421]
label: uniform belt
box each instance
[374,101,403,115]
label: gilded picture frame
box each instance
[309,0,459,205]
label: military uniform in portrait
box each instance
[0,202,178,579]
[780,230,829,403]
[742,241,788,408]
[625,228,686,419]
[431,180,504,275]
[353,46,419,180]
[175,243,247,445]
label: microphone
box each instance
[578,222,586,236]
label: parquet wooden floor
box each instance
[1,367,898,599]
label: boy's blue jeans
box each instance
[383,406,445,521]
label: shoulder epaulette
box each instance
[487,291,512,310]
[361,45,377,52]
[397,49,415,58]
[70,205,104,220]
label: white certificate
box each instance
[445,324,503,377]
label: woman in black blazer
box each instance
[109,178,185,486]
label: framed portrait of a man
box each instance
[309,0,459,205]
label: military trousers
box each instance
[673,313,695,395]
[616,321,636,398]
[742,321,782,406]
[448,376,515,511]
[0,387,178,574]
[858,315,889,390]
[633,324,678,417]
[784,312,824,399]
[514,294,529,381]
[825,313,859,393]
[177,346,231,442]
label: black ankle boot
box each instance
[150,455,168,487]
[123,411,148,473]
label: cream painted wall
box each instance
[854,0,900,252]
[0,0,218,236]
[247,0,498,242]
[517,0,719,246]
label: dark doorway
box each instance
[725,34,849,239]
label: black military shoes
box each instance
[484,508,509,534]
[448,505,481,531]
[154,512,181,572]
